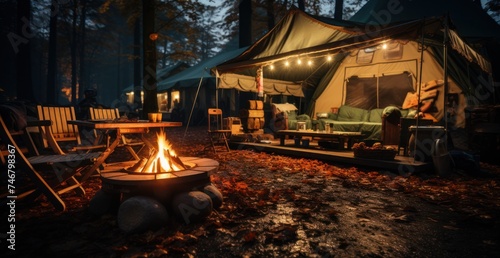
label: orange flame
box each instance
[142,131,184,173]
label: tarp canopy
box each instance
[122,62,190,93]
[214,6,491,87]
[156,48,246,91]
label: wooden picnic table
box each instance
[275,129,363,150]
[68,119,182,181]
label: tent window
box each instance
[383,42,403,60]
[378,72,413,107]
[344,76,377,109]
[357,49,374,64]
[345,72,413,109]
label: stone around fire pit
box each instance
[202,184,223,209]
[117,196,169,234]
[171,191,213,224]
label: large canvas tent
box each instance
[214,4,497,128]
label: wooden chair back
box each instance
[89,107,120,120]
[0,115,101,211]
[208,108,225,132]
[206,108,231,153]
[36,105,81,148]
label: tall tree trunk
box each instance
[142,0,158,117]
[297,0,305,11]
[16,0,35,102]
[266,0,275,30]
[116,34,122,99]
[133,19,142,112]
[334,0,344,20]
[70,0,78,105]
[239,0,252,48]
[46,0,58,104]
[78,0,87,100]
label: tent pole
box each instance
[184,75,204,138]
[215,70,219,109]
[443,13,449,148]
[413,18,426,163]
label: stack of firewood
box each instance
[239,100,265,133]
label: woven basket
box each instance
[353,148,397,160]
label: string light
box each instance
[297,58,302,65]
[308,60,313,66]
[285,60,290,66]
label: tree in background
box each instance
[15,0,36,102]
[485,0,500,22]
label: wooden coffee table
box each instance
[275,130,363,150]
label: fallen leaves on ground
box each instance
[8,126,500,257]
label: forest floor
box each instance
[3,126,500,258]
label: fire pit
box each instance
[100,156,218,201]
[89,131,223,233]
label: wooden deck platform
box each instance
[229,139,433,174]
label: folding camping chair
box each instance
[206,108,231,153]
[36,105,105,154]
[0,116,102,211]
[89,107,145,162]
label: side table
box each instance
[399,118,433,156]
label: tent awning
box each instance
[448,29,492,73]
[218,73,304,97]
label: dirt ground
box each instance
[3,126,500,257]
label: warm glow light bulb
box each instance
[382,43,387,49]
[270,64,274,70]
[297,59,302,65]
[327,55,332,61]
[149,33,159,41]
[285,61,289,66]
[308,60,313,66]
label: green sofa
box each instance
[284,111,312,130]
[316,105,409,141]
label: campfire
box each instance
[127,130,187,173]
[94,130,222,233]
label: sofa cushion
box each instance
[286,110,297,120]
[360,122,382,140]
[332,121,362,132]
[368,108,384,123]
[327,112,338,120]
[337,105,368,122]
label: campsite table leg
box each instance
[279,135,286,146]
[79,132,122,182]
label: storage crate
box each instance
[224,117,242,134]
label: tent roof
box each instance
[122,62,190,93]
[215,8,445,75]
[215,6,363,75]
[156,47,246,91]
[349,0,500,40]
[215,7,491,78]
